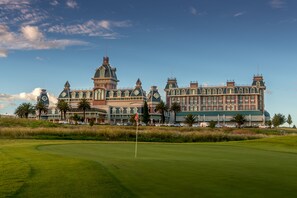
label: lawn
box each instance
[1,136,297,198]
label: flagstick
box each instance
[135,121,138,158]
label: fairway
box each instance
[1,137,297,198]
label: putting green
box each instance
[1,137,297,197]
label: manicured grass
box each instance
[1,136,297,197]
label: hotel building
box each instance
[165,75,270,125]
[57,56,162,123]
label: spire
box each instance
[136,78,142,87]
[103,56,109,65]
[64,81,70,90]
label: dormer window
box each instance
[218,88,223,94]
[125,90,129,97]
[182,89,186,95]
[202,89,206,95]
[207,89,211,95]
[110,91,113,98]
[117,90,121,97]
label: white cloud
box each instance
[270,0,286,8]
[0,49,8,58]
[21,26,43,41]
[66,0,78,9]
[189,6,197,15]
[234,12,246,17]
[0,88,58,108]
[50,0,59,6]
[48,19,132,39]
[0,24,87,56]
[36,56,44,61]
[0,104,5,109]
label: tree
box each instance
[142,101,150,124]
[231,114,246,128]
[56,100,71,120]
[170,102,181,123]
[209,120,216,128]
[272,113,286,128]
[71,114,81,125]
[287,114,292,127]
[184,114,196,127]
[293,125,296,129]
[265,120,272,128]
[156,100,168,123]
[14,103,35,118]
[78,98,91,122]
[35,101,47,120]
[130,114,137,125]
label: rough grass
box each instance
[1,137,297,197]
[1,117,296,142]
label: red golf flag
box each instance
[134,112,139,122]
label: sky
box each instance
[0,0,296,126]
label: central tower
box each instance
[92,56,119,105]
[92,56,119,90]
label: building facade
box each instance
[165,75,270,126]
[57,56,162,124]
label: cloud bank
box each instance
[0,24,87,56]
[0,88,58,110]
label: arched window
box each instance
[202,89,206,95]
[213,89,217,95]
[125,90,129,97]
[182,89,186,95]
[239,88,243,94]
[110,91,114,98]
[117,90,121,97]
[218,88,223,94]
[245,88,249,93]
[207,89,212,95]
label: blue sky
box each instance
[0,0,296,125]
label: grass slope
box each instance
[1,137,297,197]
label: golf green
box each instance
[1,137,297,197]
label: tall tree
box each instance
[35,101,47,120]
[56,100,71,120]
[142,101,150,124]
[231,114,246,128]
[184,114,196,127]
[287,114,292,128]
[156,100,168,123]
[272,113,286,128]
[170,102,181,123]
[14,103,35,118]
[78,98,91,122]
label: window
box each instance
[218,88,223,94]
[182,89,186,95]
[171,90,175,95]
[213,89,217,95]
[202,89,206,95]
[117,90,121,97]
[110,91,114,98]
[251,88,255,93]
[239,88,243,94]
[245,88,249,93]
[228,88,234,94]
[125,90,129,97]
[207,89,211,95]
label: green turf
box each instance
[1,137,297,197]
